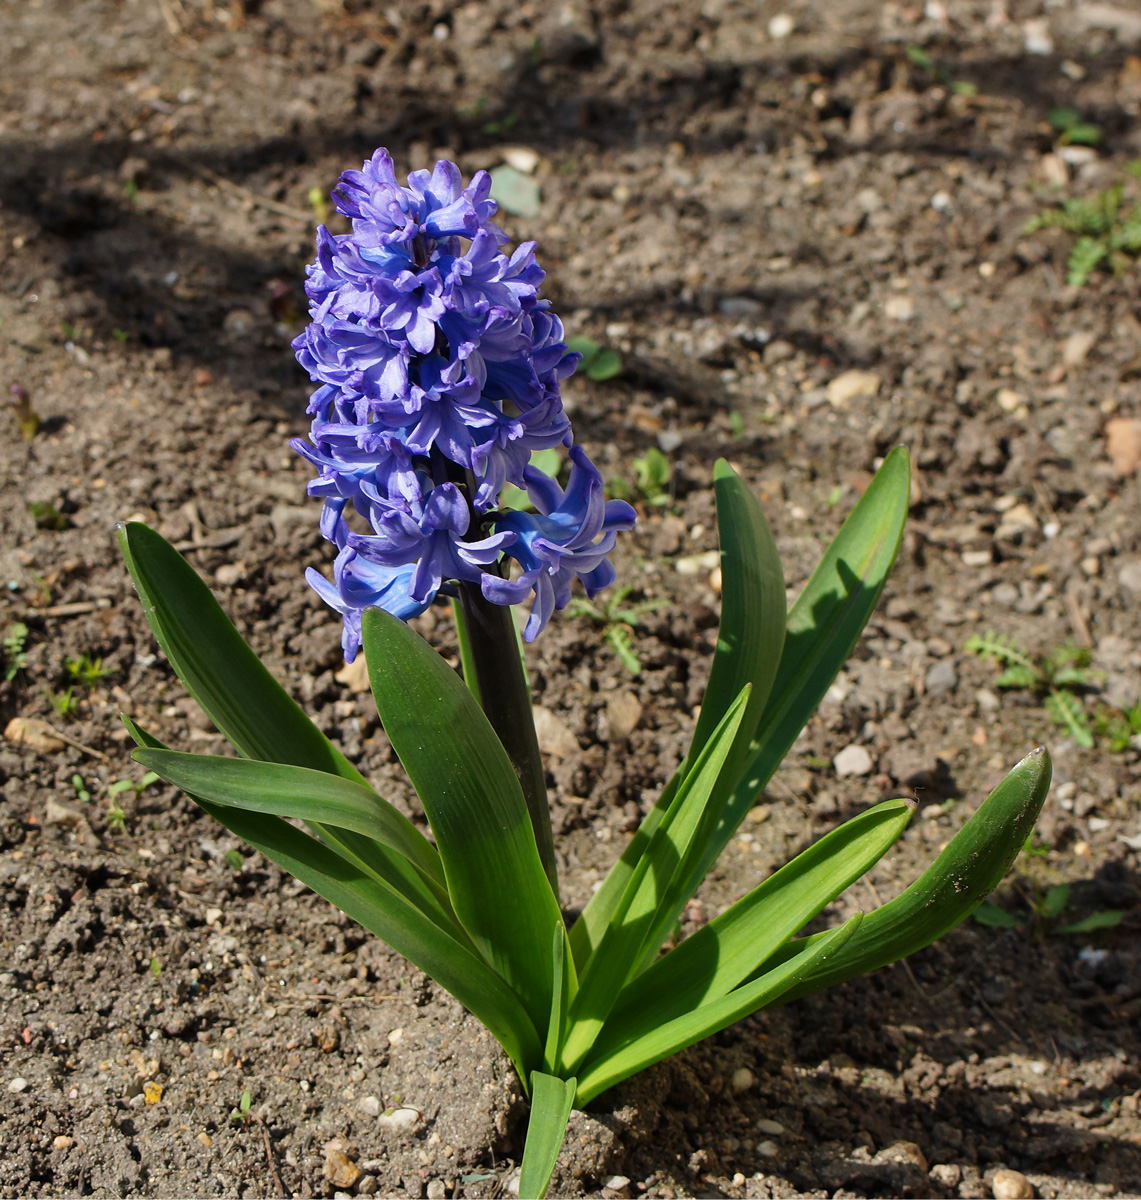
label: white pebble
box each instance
[379,1106,420,1132]
[731,1067,754,1093]
[7,1077,27,1093]
[767,13,794,38]
[930,191,953,213]
[757,1139,780,1157]
[833,744,873,777]
[756,1118,784,1135]
[992,1167,1035,1199]
[358,1095,380,1117]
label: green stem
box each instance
[458,582,559,900]
[451,598,481,701]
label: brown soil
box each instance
[2,1,1140,1197]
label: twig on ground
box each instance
[191,165,313,224]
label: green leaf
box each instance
[755,745,1052,1001]
[362,607,563,1030]
[118,523,364,783]
[1041,883,1070,921]
[560,687,751,1072]
[131,749,447,896]
[119,523,459,929]
[586,348,623,381]
[518,1073,576,1200]
[712,446,910,886]
[973,902,1021,929]
[575,915,862,1105]
[570,459,787,969]
[1045,690,1093,748]
[543,924,575,1074]
[489,165,541,218]
[1057,910,1123,935]
[591,799,914,1062]
[123,717,542,1080]
[565,335,599,363]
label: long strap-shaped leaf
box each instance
[575,914,862,1105]
[717,445,911,867]
[753,745,1052,1001]
[591,798,913,1063]
[362,607,563,1031]
[119,522,365,782]
[126,719,542,1079]
[119,522,453,924]
[519,1073,576,1200]
[558,687,750,1075]
[133,749,449,901]
[570,460,786,969]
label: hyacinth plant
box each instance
[119,150,1051,1198]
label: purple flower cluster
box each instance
[292,149,635,659]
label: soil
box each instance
[2,1,1141,1197]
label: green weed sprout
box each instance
[565,335,623,382]
[565,585,667,675]
[66,653,116,687]
[119,449,1050,1197]
[1025,160,1141,285]
[966,631,1100,748]
[3,623,29,683]
[975,881,1122,936]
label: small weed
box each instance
[608,447,672,507]
[71,773,91,803]
[125,179,139,203]
[904,43,978,96]
[111,328,130,343]
[225,848,244,872]
[308,185,328,226]
[66,653,116,687]
[975,881,1122,936]
[482,111,519,136]
[230,1088,252,1123]
[106,771,160,833]
[3,623,29,682]
[565,585,667,675]
[9,384,39,440]
[1048,106,1102,148]
[28,501,66,531]
[566,335,624,382]
[1025,160,1141,285]
[149,956,162,979]
[48,686,79,719]
[1094,695,1141,752]
[965,631,1100,748]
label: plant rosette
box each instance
[119,150,1051,1199]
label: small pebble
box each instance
[767,13,794,38]
[323,1148,361,1189]
[757,1139,779,1157]
[731,1067,754,1093]
[884,295,915,321]
[52,1135,73,1150]
[7,1077,27,1093]
[826,369,880,409]
[1061,330,1096,367]
[930,1164,961,1187]
[426,1180,447,1200]
[603,1177,631,1192]
[992,1167,1035,1199]
[756,1118,784,1135]
[925,660,958,697]
[358,1095,381,1117]
[379,1106,420,1133]
[834,744,873,777]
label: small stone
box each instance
[204,907,223,926]
[929,1163,961,1187]
[756,1118,784,1135]
[1118,560,1141,596]
[45,798,84,828]
[930,191,953,213]
[4,717,66,753]
[378,1106,420,1133]
[222,308,257,337]
[357,1178,379,1197]
[52,1136,73,1150]
[358,1095,381,1117]
[767,13,794,37]
[979,261,996,278]
[334,655,372,694]
[826,369,880,409]
[834,744,873,777]
[1061,330,1096,366]
[878,1141,927,1171]
[976,688,1000,712]
[962,550,993,567]
[996,388,1026,413]
[532,706,579,759]
[426,1180,447,1200]
[884,295,915,321]
[925,660,958,696]
[387,1027,403,1045]
[197,1131,213,1146]
[992,1167,1035,1199]
[731,1067,754,1093]
[501,146,540,175]
[213,562,245,587]
[323,1148,361,1189]
[675,550,720,575]
[1105,417,1141,475]
[757,1139,779,1157]
[8,1077,28,1093]
[1023,17,1054,55]
[1039,153,1069,186]
[603,691,643,742]
[603,1178,631,1193]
